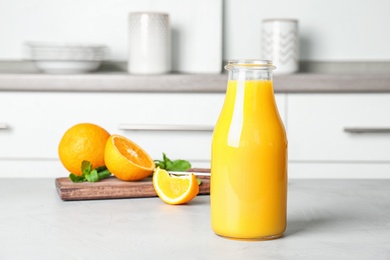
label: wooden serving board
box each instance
[55,174,210,201]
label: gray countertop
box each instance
[1,73,390,93]
[0,178,389,259]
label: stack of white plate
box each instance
[25,42,107,74]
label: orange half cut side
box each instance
[104,134,155,181]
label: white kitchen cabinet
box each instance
[287,93,390,178]
[4,90,390,179]
[0,91,287,177]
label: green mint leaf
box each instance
[166,160,192,171]
[68,162,110,183]
[69,173,86,183]
[95,165,107,172]
[86,169,99,182]
[155,153,192,171]
[97,169,112,180]
[165,160,174,170]
[154,160,166,169]
[197,178,202,186]
[81,160,92,175]
[163,153,172,164]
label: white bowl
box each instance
[25,41,107,51]
[34,60,102,74]
[30,49,106,61]
[25,41,107,61]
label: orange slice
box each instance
[152,168,199,205]
[104,134,155,181]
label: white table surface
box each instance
[0,179,389,259]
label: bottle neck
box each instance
[228,69,273,81]
[225,59,275,81]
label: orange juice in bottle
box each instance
[211,60,287,240]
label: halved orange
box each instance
[104,134,155,181]
[152,168,199,205]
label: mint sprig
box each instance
[69,160,112,183]
[154,153,191,171]
[154,154,203,186]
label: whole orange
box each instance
[58,123,110,175]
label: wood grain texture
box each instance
[55,175,210,201]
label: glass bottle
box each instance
[211,59,287,240]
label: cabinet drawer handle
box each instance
[118,124,214,132]
[344,127,390,133]
[0,123,8,129]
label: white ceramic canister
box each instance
[261,19,299,74]
[128,12,171,74]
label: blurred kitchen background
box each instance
[1,0,390,73]
[1,0,390,179]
